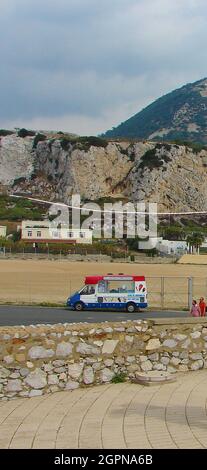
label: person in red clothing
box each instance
[199,297,206,317]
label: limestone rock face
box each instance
[0,135,34,185]
[1,132,207,212]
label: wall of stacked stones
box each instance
[0,318,207,400]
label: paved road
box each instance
[0,370,206,449]
[0,305,188,326]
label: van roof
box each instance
[85,275,145,284]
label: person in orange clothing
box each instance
[199,297,206,317]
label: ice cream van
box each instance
[67,274,147,312]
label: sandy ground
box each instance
[0,259,207,308]
[178,254,207,264]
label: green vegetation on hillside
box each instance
[0,196,45,221]
[103,78,207,144]
[139,145,171,171]
[171,140,207,153]
[0,129,14,137]
[17,128,36,138]
[59,135,108,152]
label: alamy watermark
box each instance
[47,194,158,249]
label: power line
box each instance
[10,194,207,216]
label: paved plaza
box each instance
[0,370,207,449]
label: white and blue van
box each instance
[67,274,147,312]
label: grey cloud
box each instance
[0,0,207,133]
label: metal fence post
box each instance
[161,276,164,310]
[188,277,193,309]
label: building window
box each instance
[67,231,74,238]
[52,230,61,238]
[27,231,32,237]
[37,231,41,237]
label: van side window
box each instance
[98,281,107,293]
[108,280,135,293]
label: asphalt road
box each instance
[0,305,188,326]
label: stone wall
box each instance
[0,318,207,400]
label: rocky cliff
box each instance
[0,132,207,212]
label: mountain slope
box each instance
[104,78,207,144]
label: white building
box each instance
[201,238,207,249]
[156,239,188,255]
[21,221,92,244]
[138,237,188,255]
[0,226,7,238]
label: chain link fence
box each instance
[0,273,205,309]
[146,276,190,310]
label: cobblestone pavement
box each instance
[0,370,207,449]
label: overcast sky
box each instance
[0,0,207,135]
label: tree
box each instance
[186,232,205,254]
[12,230,21,242]
[161,225,186,240]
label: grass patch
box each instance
[111,372,127,383]
[0,195,45,221]
[0,301,65,308]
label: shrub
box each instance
[128,150,136,161]
[0,129,14,137]
[111,252,125,259]
[146,248,158,257]
[171,139,207,153]
[33,133,47,149]
[139,145,171,171]
[18,128,35,138]
[111,372,127,383]
[60,138,72,151]
[79,136,108,148]
[12,231,21,242]
[12,177,26,186]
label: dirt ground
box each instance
[178,254,207,264]
[0,259,207,307]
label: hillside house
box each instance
[21,221,92,244]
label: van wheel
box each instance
[74,301,84,311]
[126,302,136,313]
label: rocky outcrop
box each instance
[1,132,207,211]
[126,142,207,211]
[0,135,34,184]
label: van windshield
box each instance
[80,285,95,295]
